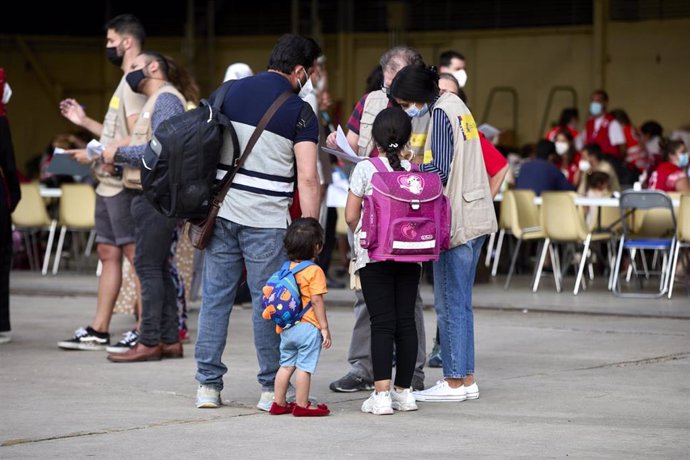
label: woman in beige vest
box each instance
[102,51,191,363]
[390,64,497,403]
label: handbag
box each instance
[122,166,142,190]
[187,90,293,249]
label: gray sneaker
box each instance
[196,385,222,408]
[411,375,425,392]
[329,373,374,393]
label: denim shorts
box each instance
[279,322,322,374]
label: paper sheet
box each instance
[86,139,105,160]
[320,126,363,163]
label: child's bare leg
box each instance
[274,366,295,406]
[294,369,312,408]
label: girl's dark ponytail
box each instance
[371,107,412,172]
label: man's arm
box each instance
[294,141,320,218]
[59,99,103,137]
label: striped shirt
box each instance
[421,107,454,186]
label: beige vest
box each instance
[357,90,430,161]
[95,76,146,197]
[122,85,186,190]
[424,92,497,247]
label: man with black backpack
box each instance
[194,34,322,411]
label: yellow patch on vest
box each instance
[109,95,120,110]
[423,149,433,164]
[410,133,428,148]
[459,114,479,141]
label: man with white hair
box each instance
[223,62,253,82]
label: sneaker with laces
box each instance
[361,391,394,415]
[105,329,139,354]
[413,380,467,402]
[464,382,479,400]
[196,385,222,408]
[329,373,374,393]
[391,388,418,411]
[257,391,275,411]
[58,326,110,351]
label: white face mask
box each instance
[299,75,315,99]
[2,82,11,104]
[555,141,569,156]
[579,160,591,172]
[452,69,468,88]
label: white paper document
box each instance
[86,139,105,160]
[321,125,364,163]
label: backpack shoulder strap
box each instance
[369,157,388,173]
[290,260,316,275]
[210,80,235,112]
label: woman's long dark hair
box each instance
[389,63,439,104]
[372,107,412,171]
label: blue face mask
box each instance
[678,152,689,168]
[590,101,603,117]
[405,103,429,118]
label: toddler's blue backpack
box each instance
[261,261,315,329]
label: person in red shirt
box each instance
[648,140,690,193]
[554,129,581,186]
[545,108,579,142]
[610,109,646,179]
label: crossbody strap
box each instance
[212,90,293,206]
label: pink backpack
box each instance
[359,157,451,262]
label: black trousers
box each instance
[359,261,420,387]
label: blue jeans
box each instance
[195,218,286,391]
[433,235,486,379]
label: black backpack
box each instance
[141,81,239,219]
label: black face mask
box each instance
[126,69,146,93]
[106,46,123,67]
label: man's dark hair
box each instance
[267,34,322,74]
[105,14,146,45]
[610,109,631,126]
[284,218,324,261]
[592,89,609,102]
[583,143,603,161]
[536,139,556,160]
[640,120,663,138]
[439,50,465,68]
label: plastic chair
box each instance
[534,192,612,295]
[503,190,546,289]
[489,194,513,276]
[11,183,57,275]
[52,184,96,275]
[668,193,690,298]
[611,190,676,298]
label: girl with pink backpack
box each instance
[345,107,437,415]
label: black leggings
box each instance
[359,261,420,387]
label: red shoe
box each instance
[292,403,330,417]
[269,402,295,415]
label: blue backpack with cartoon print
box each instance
[261,261,315,330]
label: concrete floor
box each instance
[1,272,689,458]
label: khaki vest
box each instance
[357,90,430,161]
[95,76,146,197]
[424,92,497,247]
[122,85,186,190]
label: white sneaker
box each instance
[196,385,222,408]
[257,391,274,411]
[361,391,394,415]
[391,388,418,411]
[464,382,479,400]
[412,380,467,402]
